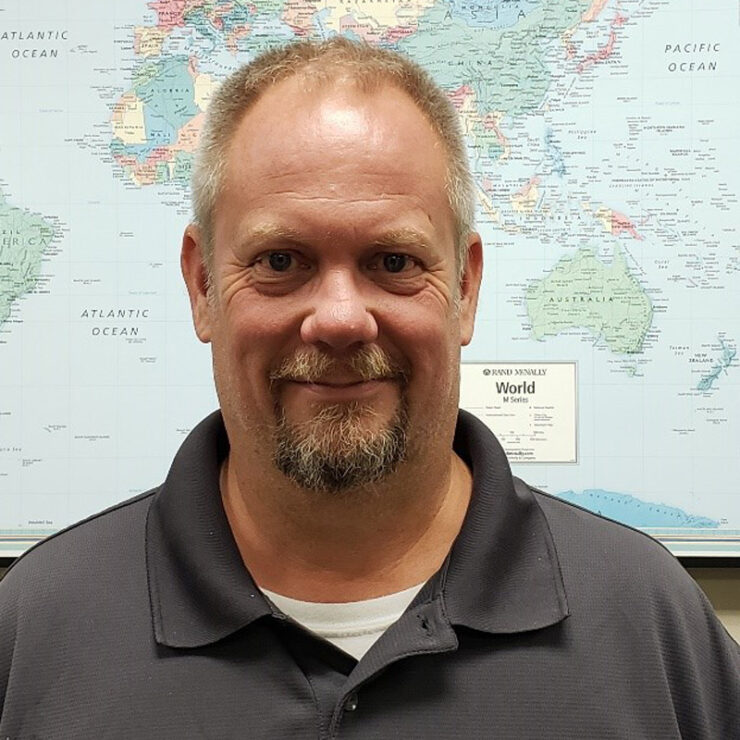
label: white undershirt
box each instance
[261,583,425,660]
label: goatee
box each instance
[270,347,409,492]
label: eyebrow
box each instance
[236,224,434,253]
[371,228,434,252]
[237,224,306,249]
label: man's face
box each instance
[182,75,482,492]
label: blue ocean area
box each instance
[557,489,719,528]
[251,15,300,41]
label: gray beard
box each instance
[273,398,409,493]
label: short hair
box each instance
[191,37,475,278]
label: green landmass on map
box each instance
[697,338,737,392]
[0,192,58,325]
[110,0,593,189]
[526,248,653,354]
[398,0,590,116]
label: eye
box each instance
[382,253,409,273]
[267,251,293,272]
[366,252,425,294]
[248,249,311,287]
[247,249,312,295]
[368,252,420,274]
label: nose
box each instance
[300,268,379,351]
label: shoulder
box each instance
[532,484,681,564]
[0,490,155,614]
[0,491,159,718]
[529,482,739,732]
[530,483,739,654]
[519,481,728,650]
[529,482,706,607]
[528,480,739,642]
[531,483,693,587]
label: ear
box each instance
[458,232,483,347]
[181,223,214,343]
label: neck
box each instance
[221,444,472,602]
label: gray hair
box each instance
[191,37,475,278]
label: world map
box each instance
[1,0,739,557]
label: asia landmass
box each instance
[109,0,594,189]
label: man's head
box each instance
[182,39,482,494]
[191,37,476,283]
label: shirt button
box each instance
[345,693,359,712]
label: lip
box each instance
[289,378,390,400]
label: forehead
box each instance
[215,75,453,231]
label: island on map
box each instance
[696,337,737,392]
[526,248,653,354]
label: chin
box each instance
[272,398,410,493]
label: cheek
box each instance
[384,308,460,380]
[208,312,277,406]
[219,297,296,353]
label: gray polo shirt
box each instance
[1,411,738,738]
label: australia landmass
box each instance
[557,489,719,528]
[526,247,653,354]
[0,192,59,326]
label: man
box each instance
[0,38,737,738]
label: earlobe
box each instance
[181,224,214,343]
[459,232,483,347]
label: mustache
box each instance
[269,346,408,384]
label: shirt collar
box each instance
[146,411,271,648]
[146,410,569,649]
[441,410,569,633]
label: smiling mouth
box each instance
[269,347,407,392]
[293,378,381,387]
[286,377,394,399]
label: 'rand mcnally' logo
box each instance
[480,366,546,404]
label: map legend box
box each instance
[460,362,577,464]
